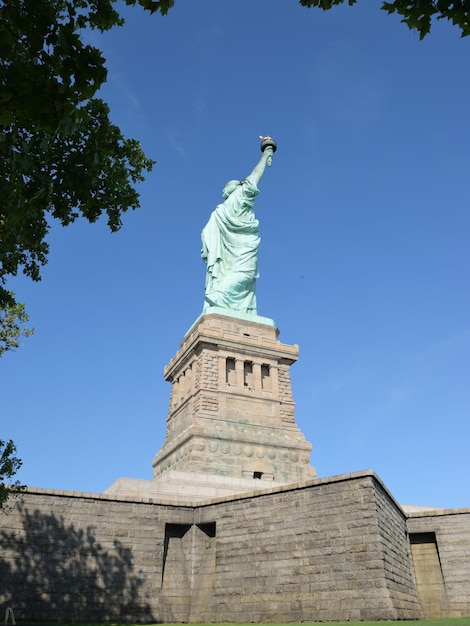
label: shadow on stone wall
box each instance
[0,505,154,623]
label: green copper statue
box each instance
[201,137,276,315]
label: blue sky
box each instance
[3,0,469,509]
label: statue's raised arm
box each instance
[201,137,277,316]
[249,137,276,185]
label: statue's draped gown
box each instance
[201,175,260,313]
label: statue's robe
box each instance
[201,175,260,313]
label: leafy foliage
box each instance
[0,292,34,357]
[0,439,24,510]
[126,0,175,15]
[0,1,172,511]
[0,0,160,310]
[299,0,470,38]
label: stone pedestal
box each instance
[152,313,316,484]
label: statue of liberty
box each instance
[201,137,276,315]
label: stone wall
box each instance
[0,488,192,623]
[372,481,423,618]
[194,471,421,622]
[0,471,440,623]
[407,507,470,617]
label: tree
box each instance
[0,292,34,357]
[0,0,174,312]
[0,0,174,510]
[299,0,470,38]
[0,439,23,510]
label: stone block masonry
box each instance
[407,507,470,617]
[0,488,194,623]
[152,313,316,484]
[194,471,422,623]
[5,471,462,623]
